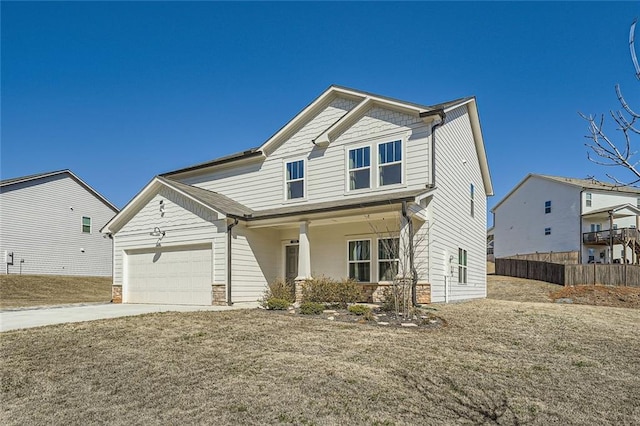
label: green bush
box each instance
[301,276,360,308]
[299,301,325,315]
[266,298,290,310]
[261,278,295,307]
[348,304,372,316]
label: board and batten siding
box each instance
[113,188,225,287]
[428,105,487,302]
[182,96,431,210]
[493,177,581,259]
[0,174,116,276]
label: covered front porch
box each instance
[223,192,433,305]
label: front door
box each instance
[285,245,299,285]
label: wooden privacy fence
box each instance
[495,258,640,287]
[504,251,579,265]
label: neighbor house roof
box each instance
[581,203,640,219]
[1,169,119,213]
[161,85,493,195]
[491,173,640,213]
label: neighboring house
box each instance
[102,85,493,305]
[0,170,119,276]
[492,174,640,264]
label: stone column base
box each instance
[294,279,307,303]
[111,285,122,304]
[212,284,227,306]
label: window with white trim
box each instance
[348,240,371,282]
[378,238,399,281]
[586,193,592,207]
[378,140,402,186]
[637,197,640,208]
[348,147,370,190]
[470,184,475,217]
[544,227,551,235]
[458,248,467,284]
[545,200,551,214]
[82,216,91,233]
[285,160,304,199]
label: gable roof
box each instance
[491,173,640,212]
[161,85,493,195]
[582,203,640,219]
[1,169,119,213]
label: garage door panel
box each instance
[126,245,212,305]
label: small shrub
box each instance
[299,301,324,315]
[348,304,371,316]
[301,276,360,308]
[379,285,409,313]
[261,278,295,307]
[362,310,375,322]
[266,298,290,310]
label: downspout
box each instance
[402,201,418,306]
[227,218,239,306]
[428,110,446,188]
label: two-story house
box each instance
[0,170,119,276]
[492,174,640,264]
[102,86,493,305]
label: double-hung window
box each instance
[348,147,370,190]
[545,200,551,214]
[348,240,371,282]
[82,216,91,233]
[378,238,399,281]
[458,248,467,284]
[285,160,304,199]
[470,184,475,217]
[378,140,402,186]
[586,193,592,207]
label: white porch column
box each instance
[296,221,312,280]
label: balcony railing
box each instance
[583,227,640,245]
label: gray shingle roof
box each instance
[0,169,69,186]
[537,174,640,194]
[158,177,254,218]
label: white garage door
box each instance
[126,244,213,305]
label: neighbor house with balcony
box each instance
[492,174,640,265]
[102,85,493,306]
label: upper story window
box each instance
[82,216,91,233]
[458,248,468,284]
[378,140,402,186]
[285,160,304,199]
[470,184,475,217]
[586,193,592,207]
[378,238,399,281]
[545,227,551,235]
[348,146,371,190]
[544,200,551,214]
[637,197,640,209]
[348,239,371,282]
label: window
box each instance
[470,184,475,217]
[586,193,592,207]
[285,160,304,199]
[590,224,601,232]
[378,140,402,186]
[458,248,467,284]
[637,197,640,209]
[348,147,370,190]
[544,227,551,235]
[545,200,551,214]
[348,240,371,282]
[378,238,399,281]
[613,224,618,230]
[82,216,91,233]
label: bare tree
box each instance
[580,19,640,187]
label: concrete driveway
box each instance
[0,302,260,332]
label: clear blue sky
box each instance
[2,2,639,225]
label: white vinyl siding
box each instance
[0,173,116,276]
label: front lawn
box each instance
[2,300,639,424]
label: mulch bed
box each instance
[265,305,448,329]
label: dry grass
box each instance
[0,275,112,308]
[2,301,639,425]
[487,274,561,303]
